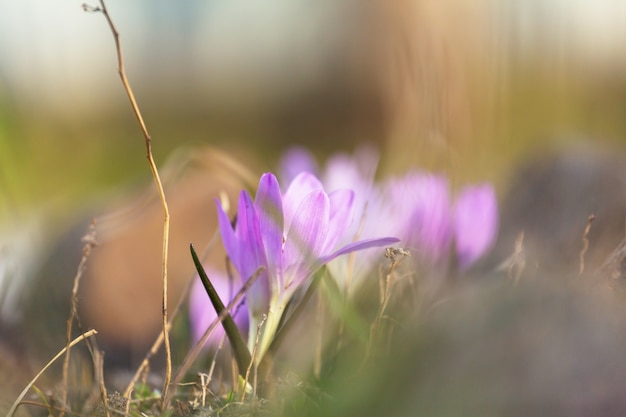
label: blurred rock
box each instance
[480,145,626,281]
[310,278,626,417]
[16,147,258,374]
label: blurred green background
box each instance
[1,0,626,274]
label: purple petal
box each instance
[188,269,249,348]
[322,237,401,264]
[216,196,239,267]
[401,173,453,260]
[235,192,270,315]
[254,173,285,290]
[454,184,498,269]
[279,146,319,185]
[323,145,378,193]
[322,189,355,253]
[283,190,329,288]
[283,172,324,231]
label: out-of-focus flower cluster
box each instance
[281,146,498,291]
[189,146,498,363]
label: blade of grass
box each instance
[190,243,252,374]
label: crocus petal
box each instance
[189,269,249,348]
[235,192,270,316]
[454,184,498,269]
[283,172,324,232]
[322,237,401,264]
[322,189,355,253]
[216,196,239,267]
[283,190,329,289]
[254,173,284,291]
[279,146,319,185]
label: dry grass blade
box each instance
[7,329,98,417]
[60,220,98,417]
[364,247,408,361]
[242,314,267,402]
[579,214,595,276]
[122,229,223,399]
[91,0,173,408]
[599,237,626,284]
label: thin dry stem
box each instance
[93,0,172,407]
[94,351,110,417]
[198,373,210,407]
[121,292,174,398]
[242,314,266,402]
[364,248,408,361]
[60,220,98,417]
[497,231,526,284]
[205,334,227,389]
[123,225,223,399]
[7,330,98,417]
[579,214,596,276]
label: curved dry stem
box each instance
[7,330,98,417]
[122,227,223,399]
[579,214,596,276]
[60,220,98,417]
[94,0,172,408]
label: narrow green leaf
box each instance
[190,243,252,376]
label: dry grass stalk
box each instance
[87,0,173,408]
[579,214,595,276]
[599,237,626,284]
[242,314,267,402]
[122,222,224,400]
[7,329,98,417]
[364,248,409,361]
[59,219,98,417]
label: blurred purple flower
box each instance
[188,267,249,348]
[279,146,320,184]
[217,171,399,357]
[280,146,498,279]
[453,184,498,269]
[380,173,498,270]
[383,172,453,262]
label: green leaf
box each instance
[190,243,252,376]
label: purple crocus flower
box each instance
[280,146,385,292]
[188,267,249,348]
[217,171,399,358]
[382,173,498,270]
